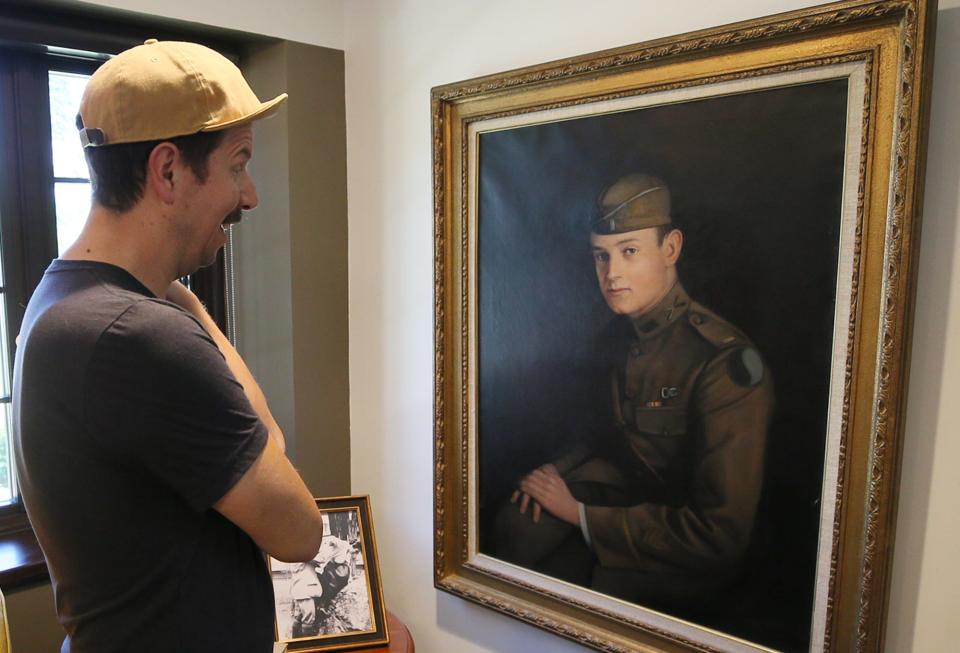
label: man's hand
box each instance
[510,485,542,523]
[165,280,203,315]
[511,464,579,526]
[511,463,556,523]
[519,465,580,526]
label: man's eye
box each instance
[594,253,608,263]
[623,247,638,256]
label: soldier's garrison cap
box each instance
[592,173,671,235]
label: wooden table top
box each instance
[362,612,414,652]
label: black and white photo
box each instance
[270,496,388,651]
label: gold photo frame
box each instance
[432,1,937,651]
[269,496,389,651]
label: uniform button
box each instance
[691,313,703,325]
[630,345,641,357]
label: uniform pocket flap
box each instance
[632,406,687,436]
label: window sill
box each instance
[0,528,48,590]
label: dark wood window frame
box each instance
[0,2,260,589]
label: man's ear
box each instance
[145,142,180,205]
[662,228,683,265]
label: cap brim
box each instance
[201,93,288,132]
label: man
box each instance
[12,40,324,652]
[496,173,774,608]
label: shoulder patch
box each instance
[727,347,765,387]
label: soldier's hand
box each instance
[510,488,543,522]
[512,463,561,522]
[519,466,579,527]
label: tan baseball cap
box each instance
[78,39,287,147]
[591,173,671,235]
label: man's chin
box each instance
[606,301,653,318]
[198,249,222,269]
[604,296,632,314]
[189,246,224,273]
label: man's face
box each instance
[174,125,258,273]
[590,227,681,319]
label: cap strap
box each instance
[79,128,106,148]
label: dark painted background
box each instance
[476,79,849,652]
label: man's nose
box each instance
[606,255,622,279]
[241,176,259,211]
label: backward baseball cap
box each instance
[77,39,287,148]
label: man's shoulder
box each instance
[681,300,769,392]
[681,301,754,352]
[31,287,194,346]
[93,298,215,368]
[104,295,200,333]
[24,263,174,339]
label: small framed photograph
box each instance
[269,496,389,651]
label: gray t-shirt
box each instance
[13,260,273,653]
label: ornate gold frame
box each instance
[432,2,937,651]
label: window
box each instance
[0,46,232,542]
[0,50,90,516]
[49,69,93,256]
[0,65,91,507]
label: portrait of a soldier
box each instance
[494,172,775,609]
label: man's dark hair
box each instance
[654,224,671,245]
[84,130,226,213]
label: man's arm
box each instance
[215,436,323,562]
[166,281,323,562]
[166,281,285,450]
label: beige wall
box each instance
[76,0,344,49]
[286,41,350,496]
[344,1,960,652]
[7,583,63,653]
[239,40,351,496]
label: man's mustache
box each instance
[223,208,243,226]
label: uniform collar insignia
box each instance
[630,283,689,341]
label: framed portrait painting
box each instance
[269,496,389,652]
[432,1,937,652]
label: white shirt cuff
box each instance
[577,502,592,549]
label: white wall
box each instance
[77,0,344,49]
[344,1,960,652]
[884,2,960,649]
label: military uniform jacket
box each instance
[561,284,774,587]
